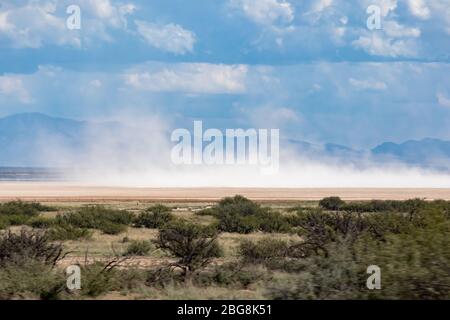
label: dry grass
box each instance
[130,284,266,300]
[1,199,302,299]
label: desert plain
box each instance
[1,182,450,201]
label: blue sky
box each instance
[0,0,450,148]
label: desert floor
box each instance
[0,182,450,201]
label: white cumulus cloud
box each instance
[0,0,135,48]
[353,32,419,57]
[407,0,431,20]
[311,0,333,13]
[135,21,196,55]
[229,0,294,26]
[0,76,31,103]
[125,63,248,94]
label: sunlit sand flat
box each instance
[0,182,449,201]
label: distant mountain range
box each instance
[1,113,450,171]
[372,139,450,170]
[0,113,118,167]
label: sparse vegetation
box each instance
[0,196,448,300]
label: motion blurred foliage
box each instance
[267,198,450,299]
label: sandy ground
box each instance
[1,182,450,201]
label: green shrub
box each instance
[217,212,260,234]
[100,221,127,235]
[55,206,132,235]
[267,206,450,300]
[134,205,173,228]
[114,268,147,292]
[208,195,291,234]
[124,240,153,256]
[195,262,269,289]
[338,198,427,213]
[363,209,450,299]
[0,201,54,216]
[266,236,366,300]
[147,204,172,215]
[3,214,30,226]
[258,211,291,233]
[48,224,92,241]
[0,201,55,227]
[155,220,222,277]
[194,207,216,216]
[217,195,262,216]
[0,228,66,299]
[318,197,345,210]
[79,262,119,297]
[27,216,56,229]
[0,260,66,300]
[293,209,372,254]
[0,216,8,230]
[239,238,290,265]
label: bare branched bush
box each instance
[0,228,65,267]
[155,220,222,278]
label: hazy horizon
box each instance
[1,1,450,187]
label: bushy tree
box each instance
[134,204,173,228]
[318,197,345,210]
[155,220,222,278]
[205,195,291,234]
